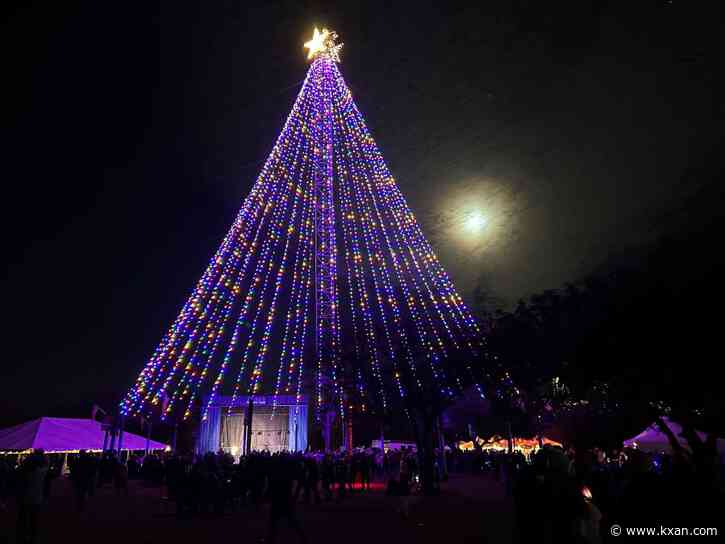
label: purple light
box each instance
[122,54,484,421]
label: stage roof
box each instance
[0,417,167,453]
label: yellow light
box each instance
[304,27,327,59]
[303,27,343,62]
[582,486,593,501]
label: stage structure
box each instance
[121,28,488,434]
[197,395,307,455]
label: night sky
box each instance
[2,1,722,424]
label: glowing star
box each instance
[304,27,327,58]
[304,27,343,62]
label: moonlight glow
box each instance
[465,212,488,233]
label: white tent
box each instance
[0,417,167,453]
[623,417,725,455]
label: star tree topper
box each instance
[304,27,343,62]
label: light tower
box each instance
[120,28,486,450]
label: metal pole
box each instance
[244,397,254,455]
[145,421,152,457]
[109,425,117,452]
[117,415,125,456]
[294,419,299,452]
[436,416,448,480]
[323,410,333,452]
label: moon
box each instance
[464,211,488,233]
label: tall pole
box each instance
[323,410,333,452]
[171,422,178,453]
[436,416,448,481]
[312,59,338,423]
[244,396,254,455]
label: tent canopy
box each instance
[623,417,725,455]
[0,417,167,453]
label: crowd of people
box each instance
[0,446,423,543]
[3,442,722,543]
[510,444,724,542]
[153,449,377,516]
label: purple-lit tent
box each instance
[0,417,167,453]
[623,418,725,456]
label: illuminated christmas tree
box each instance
[121,28,486,424]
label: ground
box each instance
[1,474,515,543]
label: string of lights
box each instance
[121,28,486,422]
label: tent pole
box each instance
[109,426,117,453]
[145,421,152,457]
[117,415,125,456]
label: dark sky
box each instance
[1,1,722,424]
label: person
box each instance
[42,457,59,503]
[301,456,320,504]
[398,452,411,519]
[113,458,128,496]
[320,454,333,501]
[334,455,347,502]
[347,454,357,492]
[360,452,371,491]
[69,450,95,512]
[16,449,49,544]
[579,486,603,543]
[127,455,140,479]
[0,455,13,512]
[266,456,307,544]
